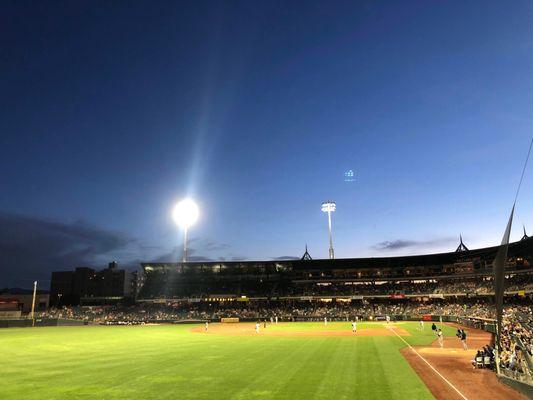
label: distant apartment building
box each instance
[50,262,136,306]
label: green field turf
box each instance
[0,322,457,400]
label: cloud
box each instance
[212,256,248,262]
[374,240,419,250]
[202,240,230,251]
[0,212,239,288]
[151,238,232,263]
[187,255,215,262]
[272,256,300,260]
[373,237,455,251]
[152,245,215,263]
[184,238,230,251]
[0,212,135,288]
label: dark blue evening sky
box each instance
[1,1,533,287]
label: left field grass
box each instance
[0,322,456,400]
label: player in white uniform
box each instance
[205,321,209,332]
[270,316,273,324]
[437,329,444,348]
[255,322,260,333]
[419,320,424,330]
[324,317,328,326]
[275,316,278,324]
[385,315,390,324]
[352,321,357,333]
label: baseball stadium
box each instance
[1,235,532,400]
[3,4,533,400]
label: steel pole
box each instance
[30,281,37,327]
[328,210,334,259]
[183,227,188,263]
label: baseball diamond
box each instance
[0,321,528,400]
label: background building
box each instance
[50,262,136,306]
[0,288,49,316]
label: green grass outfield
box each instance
[0,321,457,400]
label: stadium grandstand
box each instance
[137,235,533,301]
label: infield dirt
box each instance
[401,323,527,400]
[191,322,411,337]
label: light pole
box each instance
[321,201,336,259]
[30,280,37,327]
[172,199,199,263]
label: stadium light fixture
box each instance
[173,199,199,263]
[321,201,336,259]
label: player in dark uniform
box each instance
[460,329,468,350]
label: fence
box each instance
[0,318,87,328]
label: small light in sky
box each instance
[344,169,355,182]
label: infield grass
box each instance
[0,321,457,400]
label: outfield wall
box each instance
[0,318,87,328]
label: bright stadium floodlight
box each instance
[321,201,336,260]
[173,198,199,263]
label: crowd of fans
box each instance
[498,307,532,379]
[465,304,532,383]
[140,272,532,299]
[289,275,531,297]
[38,298,528,324]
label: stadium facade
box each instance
[138,235,533,300]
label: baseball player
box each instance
[275,316,278,324]
[437,329,444,348]
[419,320,424,330]
[385,315,390,324]
[324,317,328,326]
[255,322,260,333]
[205,321,209,332]
[352,321,357,333]
[461,329,468,350]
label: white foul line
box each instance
[388,326,469,400]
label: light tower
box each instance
[321,201,336,259]
[172,199,199,263]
